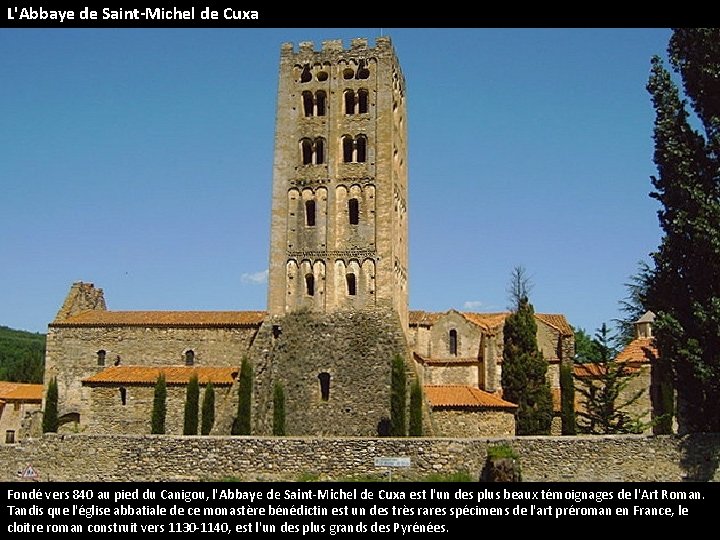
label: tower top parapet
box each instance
[280,36,393,58]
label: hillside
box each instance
[0,325,45,383]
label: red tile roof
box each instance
[51,310,266,327]
[0,381,44,402]
[615,337,657,363]
[82,366,238,386]
[424,385,517,409]
[409,310,573,336]
[408,311,444,325]
[534,313,574,336]
[462,312,508,331]
[413,352,479,365]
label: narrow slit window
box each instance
[97,349,106,367]
[346,273,357,296]
[342,136,354,163]
[449,329,458,356]
[314,138,325,164]
[358,89,369,113]
[119,387,127,406]
[344,90,355,114]
[302,91,313,117]
[305,200,316,226]
[356,136,367,163]
[5,430,15,444]
[318,372,331,401]
[305,273,315,296]
[185,350,195,366]
[316,91,326,116]
[348,198,359,225]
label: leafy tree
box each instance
[645,28,720,433]
[272,382,286,436]
[42,377,58,433]
[390,355,407,436]
[201,381,215,435]
[409,379,423,437]
[232,358,252,435]
[501,296,553,435]
[574,327,601,363]
[183,373,199,435]
[559,363,576,435]
[151,373,167,434]
[576,324,647,434]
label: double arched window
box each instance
[300,137,326,165]
[341,135,367,163]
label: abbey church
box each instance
[42,37,575,439]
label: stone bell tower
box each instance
[267,36,408,329]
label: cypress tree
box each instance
[232,357,252,435]
[390,355,407,436]
[559,363,576,435]
[501,297,553,435]
[42,377,58,433]
[646,29,720,433]
[151,373,167,434]
[200,381,215,435]
[183,373,199,435]
[273,382,286,436]
[409,379,423,437]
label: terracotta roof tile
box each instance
[574,362,643,378]
[82,366,238,386]
[0,381,44,402]
[615,337,657,364]
[408,311,444,325]
[51,310,266,327]
[410,310,573,335]
[461,312,509,331]
[424,385,517,409]
[534,313,574,336]
[413,352,479,365]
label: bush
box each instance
[183,374,199,435]
[201,381,215,435]
[232,358,252,435]
[42,377,58,433]
[151,374,167,434]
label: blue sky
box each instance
[1,28,673,334]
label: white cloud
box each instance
[463,300,484,310]
[241,269,268,285]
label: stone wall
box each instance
[1,433,718,482]
[422,364,480,386]
[83,384,233,435]
[45,325,259,421]
[431,409,515,438]
[248,308,408,437]
[0,402,42,444]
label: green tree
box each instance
[390,355,407,436]
[501,296,553,435]
[574,327,601,363]
[646,28,720,433]
[183,373,199,435]
[273,382,286,436]
[201,381,215,435]
[42,377,58,433]
[0,326,45,383]
[151,373,167,434]
[409,379,423,437]
[615,260,653,345]
[576,324,647,434]
[559,363,576,435]
[232,358,252,435]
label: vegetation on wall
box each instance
[409,378,423,437]
[151,373,167,435]
[390,355,407,436]
[183,374,199,435]
[42,377,58,433]
[232,357,253,435]
[273,382,286,436]
[0,325,45,383]
[201,381,215,436]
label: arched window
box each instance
[346,273,357,296]
[301,138,313,165]
[315,91,326,116]
[343,67,354,80]
[358,89,369,114]
[344,90,355,114]
[305,200,316,226]
[185,350,195,366]
[348,198,359,225]
[449,329,458,356]
[119,387,127,406]
[318,372,331,401]
[356,60,370,80]
[300,64,312,83]
[342,136,354,163]
[97,350,106,367]
[302,91,313,117]
[314,138,325,164]
[356,135,367,163]
[305,273,315,296]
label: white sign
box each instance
[20,464,38,479]
[374,457,411,468]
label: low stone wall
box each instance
[2,433,719,482]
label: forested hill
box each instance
[0,325,45,383]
